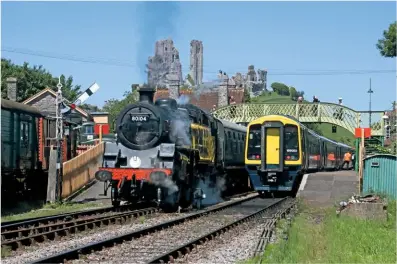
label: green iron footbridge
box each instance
[212,102,386,156]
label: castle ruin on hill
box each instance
[146,38,268,101]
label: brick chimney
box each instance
[7,77,17,101]
[217,75,229,108]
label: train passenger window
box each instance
[284,125,299,161]
[247,125,261,160]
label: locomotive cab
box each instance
[247,120,299,185]
[245,115,301,196]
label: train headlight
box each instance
[95,170,112,182]
[159,143,175,157]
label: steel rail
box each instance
[2,207,158,250]
[1,202,150,231]
[30,193,259,264]
[2,192,254,230]
[148,197,295,263]
[252,202,297,264]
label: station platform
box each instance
[71,180,111,205]
[297,170,359,207]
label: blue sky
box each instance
[2,1,396,112]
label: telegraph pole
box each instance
[55,77,64,202]
[368,78,374,128]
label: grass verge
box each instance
[1,201,103,222]
[247,200,396,264]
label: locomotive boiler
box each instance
[95,86,248,211]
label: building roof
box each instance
[1,99,43,116]
[154,88,245,112]
[90,112,109,115]
[22,87,90,118]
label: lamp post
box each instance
[367,78,373,128]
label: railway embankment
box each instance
[245,195,396,264]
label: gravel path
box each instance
[2,194,257,264]
[71,198,281,264]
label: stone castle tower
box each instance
[189,40,203,86]
[147,39,183,88]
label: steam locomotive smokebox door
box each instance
[260,121,284,177]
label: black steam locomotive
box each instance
[95,87,249,210]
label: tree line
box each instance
[270,82,305,100]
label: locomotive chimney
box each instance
[7,77,17,102]
[138,85,155,104]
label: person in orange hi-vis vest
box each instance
[342,151,352,170]
[327,152,335,166]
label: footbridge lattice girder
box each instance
[212,103,385,136]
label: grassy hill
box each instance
[250,92,355,146]
[251,91,298,104]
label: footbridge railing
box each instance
[212,103,385,136]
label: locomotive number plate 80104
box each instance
[130,115,149,122]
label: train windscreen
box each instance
[247,124,261,160]
[284,125,299,161]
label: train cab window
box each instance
[284,125,299,161]
[247,125,261,160]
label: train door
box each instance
[301,128,307,170]
[216,120,225,168]
[260,121,284,173]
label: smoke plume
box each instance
[176,94,190,105]
[197,176,226,206]
[190,79,222,101]
[168,96,192,146]
[136,2,180,80]
[150,171,179,195]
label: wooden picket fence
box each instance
[76,140,101,155]
[61,142,104,198]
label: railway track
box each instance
[1,207,158,250]
[149,197,296,263]
[1,203,148,231]
[28,193,288,264]
[1,191,253,231]
[1,191,254,253]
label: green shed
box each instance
[363,154,397,199]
